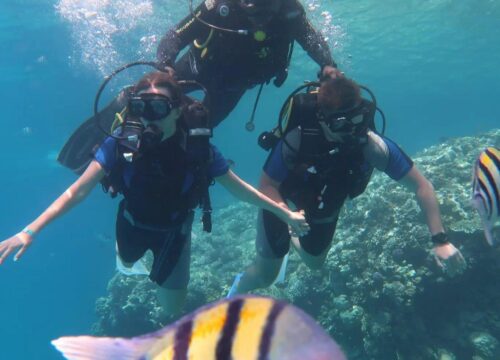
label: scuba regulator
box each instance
[188,0,283,37]
[187,0,293,132]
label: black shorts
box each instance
[116,202,193,289]
[256,176,348,258]
[256,209,340,258]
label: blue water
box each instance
[0,0,499,359]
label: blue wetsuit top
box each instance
[95,136,229,225]
[264,132,413,184]
[95,136,229,185]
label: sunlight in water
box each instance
[55,0,154,75]
[54,0,346,76]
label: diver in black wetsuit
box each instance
[157,0,341,128]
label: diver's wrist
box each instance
[21,227,36,238]
[431,232,449,245]
[276,205,290,221]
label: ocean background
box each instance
[0,0,498,359]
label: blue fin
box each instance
[226,272,243,298]
[273,253,289,285]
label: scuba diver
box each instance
[157,0,341,128]
[0,72,310,315]
[229,76,467,295]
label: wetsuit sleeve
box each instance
[94,137,118,173]
[263,126,301,183]
[382,137,414,181]
[156,0,219,66]
[263,140,289,183]
[290,0,336,69]
[208,144,230,177]
[263,96,303,183]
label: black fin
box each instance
[57,94,127,174]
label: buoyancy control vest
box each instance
[262,89,380,218]
[185,0,297,85]
[101,98,215,231]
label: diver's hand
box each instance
[433,243,466,277]
[285,210,310,237]
[0,232,33,264]
[321,65,343,80]
[156,64,176,79]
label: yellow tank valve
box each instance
[254,30,267,42]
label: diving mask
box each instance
[318,103,368,133]
[128,93,178,121]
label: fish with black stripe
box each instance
[472,147,500,245]
[52,295,346,360]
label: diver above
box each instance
[231,76,467,295]
[157,0,341,127]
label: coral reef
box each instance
[92,129,500,359]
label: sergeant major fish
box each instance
[52,295,346,360]
[472,147,500,245]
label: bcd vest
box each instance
[280,93,376,218]
[102,131,213,229]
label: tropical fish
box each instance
[52,295,346,360]
[472,147,500,245]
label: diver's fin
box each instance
[57,88,131,174]
[116,255,150,276]
[273,252,289,285]
[226,272,243,298]
[52,335,159,360]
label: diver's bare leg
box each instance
[290,235,330,270]
[236,255,283,294]
[156,287,187,316]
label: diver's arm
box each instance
[398,167,467,271]
[216,170,309,235]
[364,133,444,235]
[398,167,445,235]
[25,160,106,233]
[156,1,216,67]
[291,1,336,69]
[0,160,105,264]
[364,134,465,272]
[258,172,288,208]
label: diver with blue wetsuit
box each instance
[231,76,467,295]
[0,72,310,315]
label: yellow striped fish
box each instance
[52,295,346,360]
[472,147,500,245]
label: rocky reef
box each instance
[92,129,500,360]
